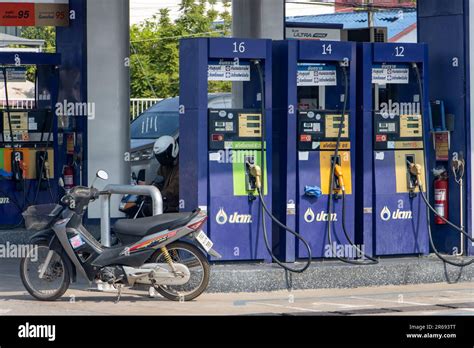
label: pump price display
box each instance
[297,63,337,87]
[374,113,423,150]
[208,59,251,82]
[298,111,349,151]
[0,1,69,26]
[372,64,409,85]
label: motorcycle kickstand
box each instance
[114,284,123,304]
[149,278,157,298]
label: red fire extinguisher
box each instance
[433,167,448,225]
[63,165,74,189]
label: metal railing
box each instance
[0,98,162,119]
[100,184,163,247]
[130,98,162,120]
[0,98,35,109]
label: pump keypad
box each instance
[1,110,53,144]
[209,109,262,150]
[374,113,423,150]
[298,110,349,151]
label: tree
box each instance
[130,0,232,99]
[20,26,56,52]
[20,26,56,81]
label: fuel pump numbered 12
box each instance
[356,43,430,257]
[179,38,273,261]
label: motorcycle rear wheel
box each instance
[150,241,210,301]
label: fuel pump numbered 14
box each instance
[179,38,273,261]
[357,43,430,257]
[272,40,359,261]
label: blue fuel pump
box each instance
[179,37,275,262]
[0,52,61,227]
[272,40,374,263]
[356,43,430,257]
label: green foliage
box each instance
[19,26,56,81]
[20,26,56,51]
[130,0,232,98]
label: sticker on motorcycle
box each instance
[69,234,85,249]
[196,231,213,252]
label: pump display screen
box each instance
[374,113,423,150]
[1,110,53,144]
[209,109,262,150]
[298,110,349,151]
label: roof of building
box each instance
[0,32,45,48]
[286,9,417,41]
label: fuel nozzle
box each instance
[408,162,423,187]
[246,161,262,190]
[334,164,345,192]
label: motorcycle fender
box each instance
[30,229,55,245]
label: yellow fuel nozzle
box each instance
[334,164,345,192]
[409,162,423,185]
[247,162,262,190]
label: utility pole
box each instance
[366,0,374,28]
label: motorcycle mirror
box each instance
[96,170,109,181]
[58,177,65,188]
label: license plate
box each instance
[196,231,213,252]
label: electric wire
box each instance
[412,63,474,267]
[326,64,378,265]
[254,60,312,273]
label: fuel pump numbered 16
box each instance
[357,43,430,257]
[272,40,358,261]
[179,38,273,261]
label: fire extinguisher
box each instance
[63,165,74,189]
[433,167,448,225]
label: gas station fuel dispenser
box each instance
[356,43,430,257]
[179,38,273,261]
[272,40,358,261]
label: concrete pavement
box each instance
[0,259,473,316]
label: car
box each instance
[130,93,232,184]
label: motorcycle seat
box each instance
[114,211,197,238]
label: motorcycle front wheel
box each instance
[20,241,70,301]
[150,241,210,301]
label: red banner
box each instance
[0,3,35,26]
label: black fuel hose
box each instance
[31,91,56,205]
[326,65,378,265]
[254,60,312,273]
[413,63,474,267]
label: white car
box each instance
[130,93,232,184]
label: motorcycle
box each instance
[20,170,220,302]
